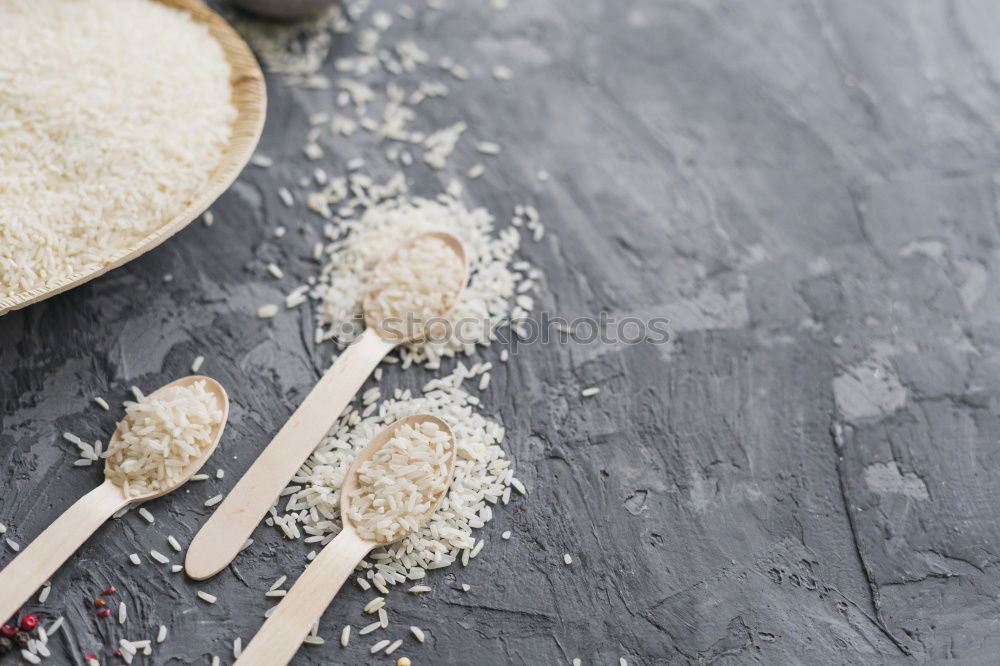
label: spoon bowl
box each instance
[113,375,230,502]
[362,231,469,343]
[235,414,456,666]
[339,414,457,547]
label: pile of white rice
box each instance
[272,363,522,588]
[347,420,454,543]
[103,381,222,498]
[0,0,236,300]
[364,234,466,341]
[311,188,533,368]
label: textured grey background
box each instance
[3,0,1000,663]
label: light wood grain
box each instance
[237,529,373,666]
[184,329,397,580]
[235,415,456,666]
[0,0,266,316]
[0,376,229,621]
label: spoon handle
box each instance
[185,329,395,580]
[0,481,127,622]
[236,530,372,666]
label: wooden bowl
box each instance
[0,0,266,317]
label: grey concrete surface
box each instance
[3,0,1000,663]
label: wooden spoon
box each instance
[0,376,229,624]
[235,414,457,666]
[185,232,468,580]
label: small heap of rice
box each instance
[365,235,466,341]
[312,190,532,368]
[272,363,521,587]
[347,421,453,543]
[0,0,236,300]
[103,381,222,498]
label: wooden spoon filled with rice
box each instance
[0,377,228,623]
[235,414,456,666]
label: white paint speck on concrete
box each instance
[833,354,907,422]
[864,461,929,500]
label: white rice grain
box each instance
[477,141,501,155]
[492,65,513,81]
